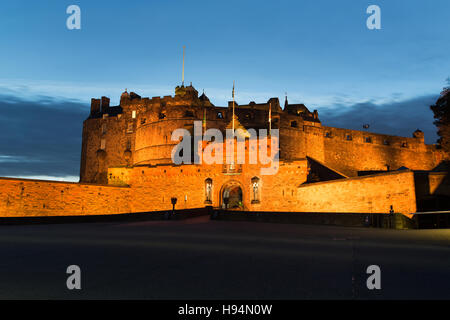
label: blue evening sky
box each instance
[0,0,449,180]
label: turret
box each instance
[90,98,101,115]
[413,129,425,143]
[120,89,130,105]
[101,96,110,112]
[175,83,198,98]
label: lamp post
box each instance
[170,197,177,219]
[389,205,394,229]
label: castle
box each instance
[0,83,449,218]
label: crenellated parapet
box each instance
[80,84,448,184]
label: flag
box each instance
[269,103,272,122]
[268,103,272,135]
[232,81,235,132]
[202,108,206,132]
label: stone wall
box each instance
[322,126,444,176]
[81,89,447,185]
[0,178,131,217]
[428,172,450,196]
[0,169,424,217]
[108,159,309,213]
[296,170,417,214]
[80,114,135,184]
[414,171,450,199]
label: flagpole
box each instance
[232,80,235,133]
[182,46,185,86]
[268,102,272,136]
[203,107,206,135]
[230,81,236,171]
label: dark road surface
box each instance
[0,215,449,299]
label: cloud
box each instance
[319,95,440,144]
[0,79,173,106]
[0,93,88,179]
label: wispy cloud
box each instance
[319,94,440,144]
[0,79,173,105]
[0,92,87,179]
[0,155,43,163]
[4,175,79,182]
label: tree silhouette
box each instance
[430,78,450,152]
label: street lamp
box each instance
[170,197,177,219]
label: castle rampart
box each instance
[0,177,131,217]
[2,83,445,218]
[321,126,444,176]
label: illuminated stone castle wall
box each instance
[80,84,446,185]
[0,84,448,218]
[0,177,131,217]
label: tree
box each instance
[430,78,450,152]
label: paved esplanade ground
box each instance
[0,216,449,299]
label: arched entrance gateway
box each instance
[221,181,243,210]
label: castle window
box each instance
[346,134,352,141]
[217,112,223,119]
[273,118,279,128]
[401,142,408,148]
[325,132,332,138]
[251,177,260,204]
[383,140,390,145]
[132,110,136,119]
[184,110,194,117]
[291,121,298,128]
[245,113,250,119]
[100,139,106,150]
[365,137,372,143]
[205,178,212,204]
[102,114,108,119]
[102,123,107,135]
[126,139,131,150]
[141,118,146,125]
[127,122,133,133]
[159,113,166,119]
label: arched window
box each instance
[205,178,213,204]
[251,177,260,203]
